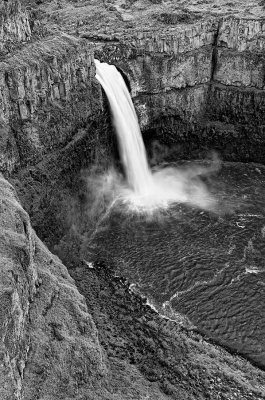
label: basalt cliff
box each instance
[1,0,265,398]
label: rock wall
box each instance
[95,17,265,162]
[95,20,218,126]
[205,18,265,162]
[1,11,265,175]
[1,3,264,262]
[0,0,31,54]
[0,174,106,400]
[0,35,102,173]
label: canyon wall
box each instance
[207,18,265,161]
[1,1,265,399]
[0,174,106,400]
[0,1,264,260]
[0,34,101,173]
[1,3,265,175]
[0,0,105,174]
[95,19,217,126]
[0,0,31,55]
[95,17,265,162]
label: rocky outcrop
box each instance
[0,174,106,400]
[0,0,31,54]
[0,3,264,175]
[95,19,218,125]
[94,16,265,162]
[204,18,265,162]
[0,35,101,173]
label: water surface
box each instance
[87,162,265,368]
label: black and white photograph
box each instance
[0,0,265,398]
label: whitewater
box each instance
[95,59,217,213]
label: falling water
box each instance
[95,59,217,212]
[95,59,152,195]
[90,61,265,372]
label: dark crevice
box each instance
[116,66,132,93]
[80,33,120,43]
[210,19,222,82]
[42,292,57,316]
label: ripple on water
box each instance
[86,162,265,368]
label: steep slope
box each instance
[0,174,175,399]
[1,174,265,399]
[0,175,104,400]
[0,34,99,173]
[0,0,31,54]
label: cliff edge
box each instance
[1,0,265,398]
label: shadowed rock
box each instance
[0,175,105,400]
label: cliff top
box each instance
[2,0,264,58]
[27,0,265,41]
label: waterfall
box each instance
[95,60,153,195]
[95,59,216,212]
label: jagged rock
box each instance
[93,16,265,162]
[214,19,265,89]
[0,1,264,173]
[0,0,31,54]
[0,175,105,400]
[0,35,100,173]
[0,174,186,400]
[217,18,265,52]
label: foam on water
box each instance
[95,59,217,213]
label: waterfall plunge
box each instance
[95,59,152,195]
[95,59,217,213]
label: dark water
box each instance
[87,162,265,368]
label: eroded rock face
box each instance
[0,35,101,173]
[205,18,265,162]
[0,0,31,55]
[95,17,265,162]
[95,20,218,125]
[0,1,264,176]
[0,175,106,400]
